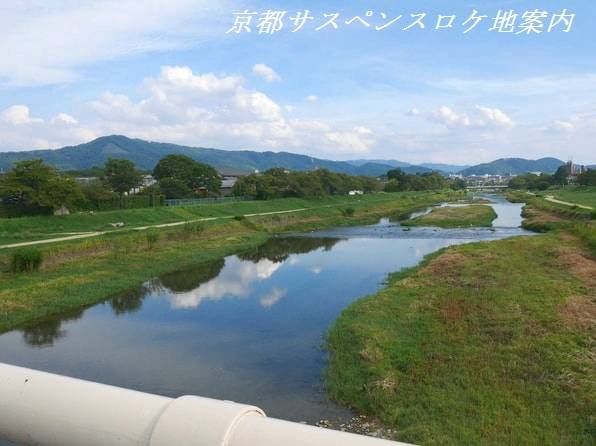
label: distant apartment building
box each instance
[566,160,587,184]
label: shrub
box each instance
[146,231,160,249]
[10,248,43,273]
[342,207,355,217]
[181,222,205,240]
[234,215,246,221]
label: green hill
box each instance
[0,135,431,176]
[459,157,564,176]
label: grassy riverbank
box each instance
[0,193,430,246]
[327,195,595,445]
[0,190,461,332]
[402,205,497,228]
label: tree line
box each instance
[384,169,466,192]
[508,165,596,190]
[0,157,466,216]
[231,168,381,199]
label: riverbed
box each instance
[0,195,530,435]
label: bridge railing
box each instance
[0,362,411,446]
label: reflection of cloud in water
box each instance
[168,258,283,309]
[310,266,322,274]
[259,288,287,308]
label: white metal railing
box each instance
[0,362,411,446]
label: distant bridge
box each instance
[466,185,508,190]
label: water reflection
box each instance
[158,259,225,293]
[155,238,338,310]
[19,308,85,348]
[109,284,152,315]
[238,237,339,263]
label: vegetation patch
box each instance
[10,248,43,273]
[402,205,497,228]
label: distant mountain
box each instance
[420,163,470,174]
[346,159,412,168]
[459,158,565,176]
[0,135,404,176]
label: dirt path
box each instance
[544,195,593,210]
[0,206,330,250]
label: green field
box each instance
[402,205,497,228]
[0,190,461,332]
[327,195,596,445]
[550,186,596,209]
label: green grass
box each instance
[326,192,596,445]
[0,190,462,332]
[550,186,596,209]
[402,205,497,228]
[327,234,595,445]
[0,192,454,245]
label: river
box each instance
[0,195,530,440]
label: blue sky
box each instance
[0,0,594,164]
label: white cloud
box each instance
[430,106,472,128]
[429,105,514,130]
[51,113,78,126]
[307,95,318,102]
[252,64,281,83]
[285,105,296,113]
[547,120,575,133]
[1,105,43,125]
[0,0,234,86]
[167,258,283,309]
[407,108,420,116]
[259,288,287,308]
[0,65,374,155]
[326,127,375,154]
[475,106,514,127]
[0,105,96,150]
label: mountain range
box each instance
[0,135,579,177]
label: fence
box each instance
[165,195,253,207]
[0,362,410,446]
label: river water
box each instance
[0,195,530,434]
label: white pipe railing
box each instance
[0,362,411,446]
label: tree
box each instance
[104,158,142,198]
[0,159,84,213]
[384,179,400,192]
[387,168,409,185]
[577,169,596,186]
[153,155,221,195]
[80,180,118,209]
[451,178,467,190]
[39,176,86,210]
[158,178,193,199]
[552,165,570,186]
